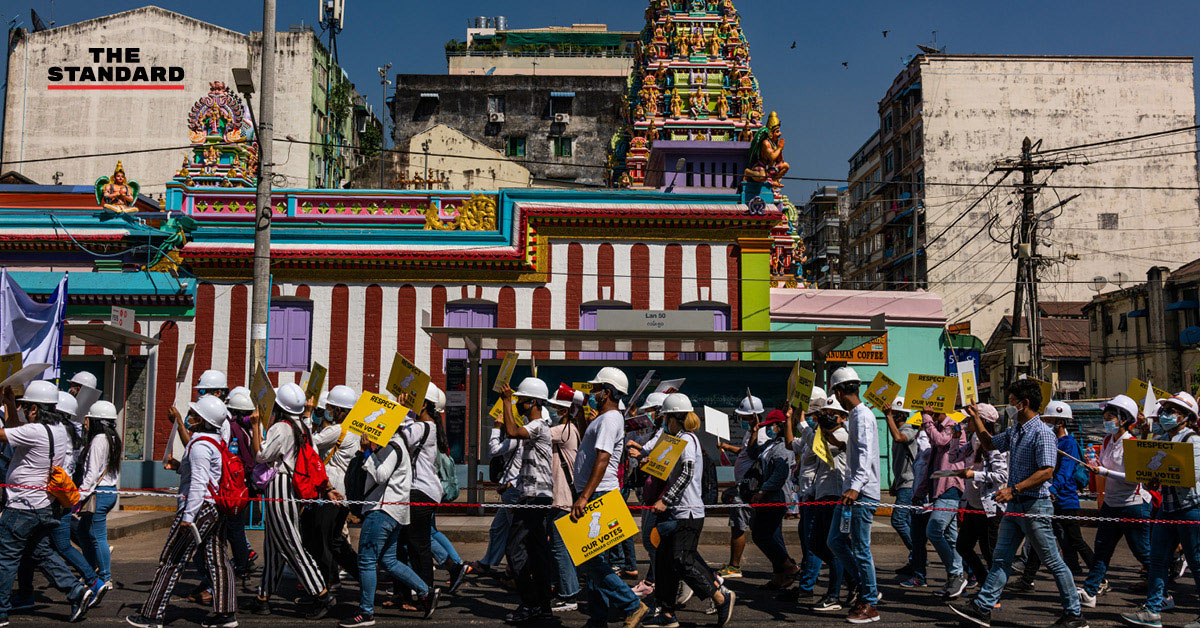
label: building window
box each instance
[505,137,526,157]
[579,304,631,360]
[883,113,893,134]
[884,151,894,173]
[267,301,313,372]
[487,95,505,114]
[1098,213,1119,230]
[679,305,730,361]
[444,303,497,361]
[552,136,574,158]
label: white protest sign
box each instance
[703,406,730,441]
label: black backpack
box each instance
[701,453,718,506]
[343,451,368,518]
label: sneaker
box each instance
[948,600,992,628]
[1077,588,1096,609]
[622,602,650,628]
[1008,578,1035,593]
[632,581,656,599]
[1175,554,1187,579]
[1097,580,1111,595]
[1048,613,1089,628]
[944,574,969,599]
[847,604,880,624]
[1121,607,1162,628]
[705,600,718,615]
[551,597,578,613]
[846,587,863,611]
[642,613,679,628]
[0,615,7,627]
[467,561,493,576]
[446,563,469,595]
[675,583,693,607]
[189,588,214,605]
[1162,597,1175,611]
[93,581,114,607]
[125,615,163,628]
[967,574,978,589]
[899,576,927,588]
[200,614,239,628]
[814,595,844,612]
[422,587,442,620]
[69,584,97,623]
[243,596,271,616]
[304,591,335,620]
[718,565,743,579]
[338,614,375,628]
[506,605,551,624]
[715,588,735,628]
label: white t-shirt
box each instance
[518,418,554,499]
[313,423,361,495]
[672,432,705,519]
[257,420,300,472]
[574,409,625,495]
[5,422,71,510]
[401,420,443,502]
[734,424,768,481]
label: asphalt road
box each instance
[4,526,1187,628]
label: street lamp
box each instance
[378,63,391,189]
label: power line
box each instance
[1032,123,1200,156]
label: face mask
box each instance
[1005,405,1018,421]
[1103,421,1119,435]
[1158,414,1180,432]
[587,393,600,413]
[740,420,751,430]
[805,416,816,430]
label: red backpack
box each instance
[288,421,330,500]
[194,436,251,516]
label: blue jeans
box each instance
[828,501,879,605]
[52,511,97,583]
[578,544,640,623]
[357,510,428,615]
[0,507,85,616]
[1145,505,1200,613]
[1082,502,1150,596]
[614,536,638,572]
[927,488,963,578]
[891,487,915,552]
[548,509,580,599]
[430,516,461,566]
[974,496,1080,614]
[482,486,520,567]
[640,509,657,583]
[796,507,824,593]
[78,489,119,582]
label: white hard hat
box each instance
[69,371,97,389]
[829,367,861,390]
[514,378,550,402]
[229,386,251,399]
[327,385,358,410]
[195,370,228,390]
[811,386,826,403]
[1160,392,1199,418]
[56,391,79,420]
[1043,400,1073,420]
[734,395,764,416]
[826,397,848,415]
[808,395,828,413]
[660,393,694,414]
[640,392,666,412]
[425,383,447,413]
[274,383,306,416]
[226,391,255,412]
[86,400,118,421]
[190,395,228,428]
[589,367,629,395]
[317,391,329,410]
[18,380,60,405]
[891,397,912,415]
[1100,394,1138,421]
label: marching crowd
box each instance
[0,364,1196,628]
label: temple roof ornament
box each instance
[175,81,259,188]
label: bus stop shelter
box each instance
[423,321,885,501]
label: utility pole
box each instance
[249,0,277,372]
[912,198,920,289]
[378,63,391,189]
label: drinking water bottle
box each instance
[840,505,852,534]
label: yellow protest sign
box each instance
[304,362,327,400]
[1125,379,1171,405]
[641,434,688,481]
[493,352,520,393]
[959,369,979,406]
[250,362,275,421]
[386,353,430,409]
[812,431,832,465]
[786,361,800,403]
[948,411,968,424]
[863,372,901,411]
[554,489,639,566]
[488,398,525,427]
[1123,439,1196,488]
[905,413,924,427]
[902,374,958,414]
[572,382,594,394]
[0,353,23,395]
[1030,377,1053,413]
[342,392,409,447]
[790,366,816,410]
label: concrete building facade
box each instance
[1,6,377,191]
[843,131,885,288]
[843,54,1200,334]
[446,22,638,77]
[800,186,843,288]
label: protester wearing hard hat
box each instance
[67,371,97,397]
[393,382,449,607]
[546,384,586,612]
[716,394,767,580]
[879,394,923,585]
[194,370,229,401]
[625,390,669,600]
[0,381,99,623]
[77,400,122,601]
[302,385,362,595]
[826,366,882,623]
[127,395,237,628]
[1075,395,1149,610]
[950,379,1087,628]
[745,409,797,592]
[421,383,470,598]
[1120,392,1200,628]
[244,383,337,619]
[782,385,827,603]
[954,404,1007,594]
[571,367,647,628]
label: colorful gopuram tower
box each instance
[173,81,259,188]
[613,0,763,187]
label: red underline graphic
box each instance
[47,84,186,90]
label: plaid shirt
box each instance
[990,416,1057,498]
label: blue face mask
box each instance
[740,420,751,430]
[587,393,600,413]
[1102,421,1119,435]
[1152,420,1167,435]
[805,416,816,430]
[1158,414,1180,432]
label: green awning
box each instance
[941,333,985,352]
[501,32,623,47]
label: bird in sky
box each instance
[842,62,849,68]
[882,30,890,37]
[790,41,796,49]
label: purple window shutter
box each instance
[267,306,285,370]
[444,308,472,361]
[285,306,312,371]
[579,307,628,360]
[706,309,728,361]
[444,305,497,361]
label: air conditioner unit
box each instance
[489,112,505,123]
[554,113,570,124]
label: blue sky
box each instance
[3,1,1198,193]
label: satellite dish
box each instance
[1112,271,1129,288]
[1090,276,1107,294]
[916,44,940,55]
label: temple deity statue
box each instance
[689,86,708,117]
[670,89,684,118]
[716,88,730,119]
[96,161,139,213]
[744,111,789,189]
[674,29,689,57]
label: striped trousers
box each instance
[140,502,235,620]
[259,473,326,598]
